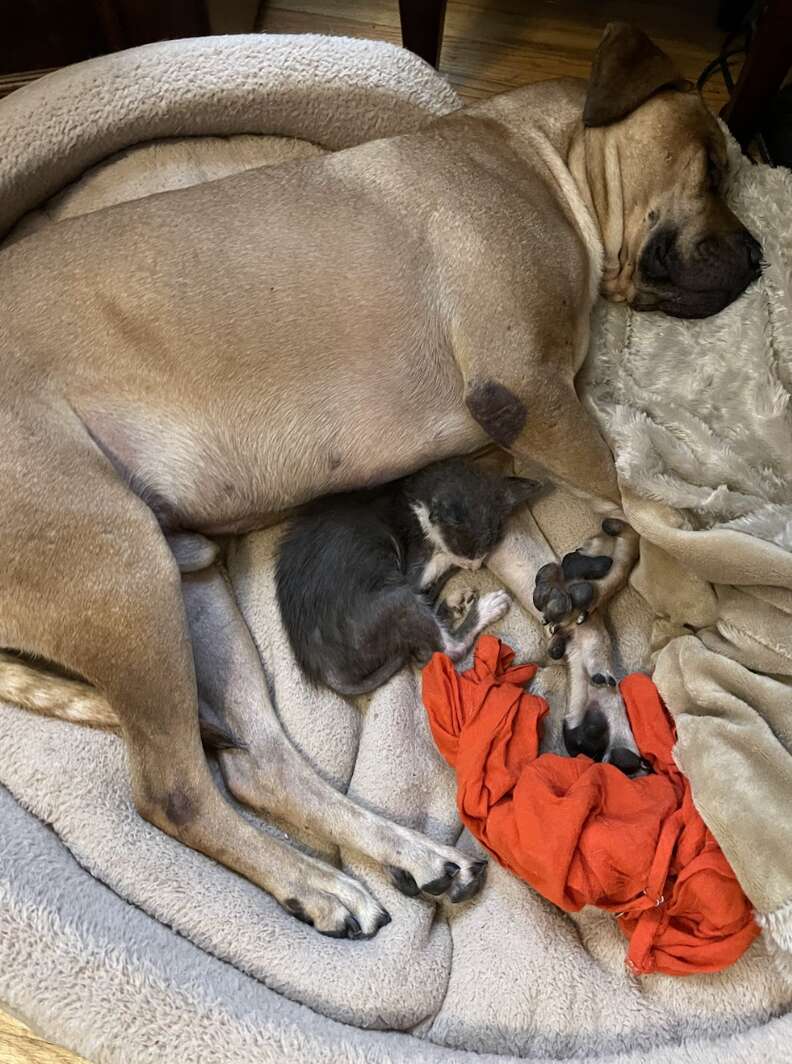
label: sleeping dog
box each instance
[0,24,760,937]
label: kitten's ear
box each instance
[503,477,542,511]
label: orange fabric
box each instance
[422,635,758,976]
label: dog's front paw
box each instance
[281,869,391,940]
[560,617,649,778]
[387,847,487,905]
[533,518,636,641]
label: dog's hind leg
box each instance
[180,566,489,905]
[0,425,388,938]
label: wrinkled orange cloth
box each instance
[422,635,758,976]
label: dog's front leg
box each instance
[180,564,488,908]
[485,507,558,621]
[485,504,642,770]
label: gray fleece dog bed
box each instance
[1,33,791,1064]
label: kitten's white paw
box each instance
[478,590,512,626]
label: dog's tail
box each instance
[0,650,119,727]
[0,650,243,750]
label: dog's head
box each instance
[579,22,761,318]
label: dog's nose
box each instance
[563,705,609,761]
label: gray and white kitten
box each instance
[275,459,540,696]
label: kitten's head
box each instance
[410,461,541,563]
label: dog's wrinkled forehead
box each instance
[613,91,726,200]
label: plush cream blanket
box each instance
[0,33,790,1064]
[581,145,792,953]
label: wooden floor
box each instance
[257,0,732,110]
[0,1010,83,1064]
[0,3,732,1061]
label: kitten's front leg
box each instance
[436,587,512,661]
[420,560,459,605]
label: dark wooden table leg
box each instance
[398,0,448,68]
[721,0,792,149]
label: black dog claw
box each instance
[421,861,460,896]
[449,860,488,903]
[344,913,363,939]
[548,633,567,659]
[591,672,618,688]
[388,866,421,897]
[284,897,314,926]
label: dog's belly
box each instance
[78,379,484,533]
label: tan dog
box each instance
[0,24,760,937]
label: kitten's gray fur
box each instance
[275,460,540,695]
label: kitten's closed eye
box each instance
[432,500,465,527]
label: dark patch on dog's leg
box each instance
[447,597,480,641]
[165,789,195,828]
[466,380,527,447]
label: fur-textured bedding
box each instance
[581,141,792,943]
[0,32,791,1064]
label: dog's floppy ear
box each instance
[503,476,542,511]
[584,22,690,128]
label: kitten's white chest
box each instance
[411,502,484,589]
